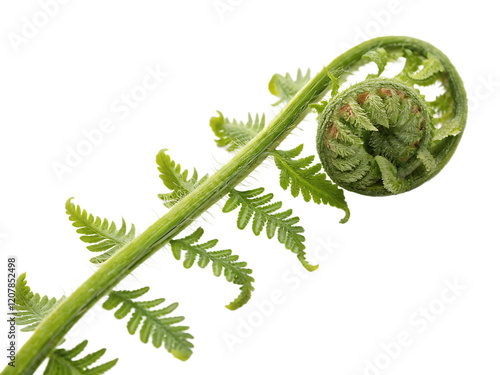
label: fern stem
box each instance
[3,36,461,375]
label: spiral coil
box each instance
[316,41,467,196]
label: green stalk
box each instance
[3,36,464,375]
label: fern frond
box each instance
[271,145,350,223]
[433,118,462,141]
[170,228,255,310]
[43,340,118,375]
[223,188,317,271]
[209,111,265,151]
[102,287,193,361]
[408,53,444,83]
[268,68,311,106]
[431,91,453,115]
[309,100,329,115]
[156,149,208,208]
[66,198,136,264]
[15,273,63,332]
[374,155,410,195]
[406,53,444,85]
[398,49,423,76]
[363,48,388,77]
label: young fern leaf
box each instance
[102,287,193,361]
[157,149,208,207]
[223,188,317,271]
[209,111,266,151]
[392,49,420,84]
[14,273,63,332]
[406,53,444,86]
[66,198,136,264]
[170,228,255,310]
[268,68,311,106]
[271,145,350,223]
[43,340,117,375]
[362,48,388,77]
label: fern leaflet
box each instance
[66,199,135,264]
[362,48,388,77]
[157,149,208,207]
[102,287,193,361]
[43,340,117,375]
[209,111,265,151]
[271,145,350,223]
[170,228,254,310]
[406,53,444,85]
[396,49,423,80]
[15,273,63,332]
[222,188,317,271]
[268,68,311,106]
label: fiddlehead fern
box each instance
[7,37,467,375]
[316,45,467,196]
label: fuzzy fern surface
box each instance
[170,228,254,310]
[43,340,117,375]
[66,199,135,264]
[15,273,63,332]
[102,287,193,361]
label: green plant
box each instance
[5,36,466,374]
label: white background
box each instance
[1,0,499,374]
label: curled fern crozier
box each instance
[316,41,467,196]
